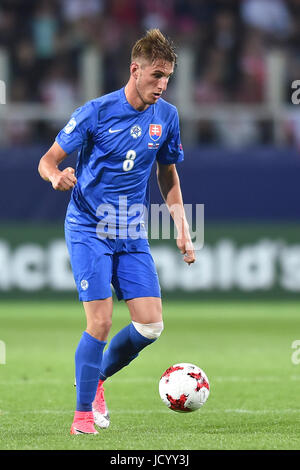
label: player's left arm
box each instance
[156,162,195,265]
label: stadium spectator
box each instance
[195,48,228,104]
[241,0,292,38]
[61,0,104,24]
[0,0,299,146]
[39,62,78,110]
[32,1,58,60]
[236,31,266,103]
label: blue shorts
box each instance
[65,225,161,302]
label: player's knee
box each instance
[88,316,112,339]
[132,321,164,340]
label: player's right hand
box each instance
[49,167,77,191]
[177,232,196,266]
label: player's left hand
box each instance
[177,235,195,265]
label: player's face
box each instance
[134,59,174,106]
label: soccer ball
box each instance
[159,363,210,412]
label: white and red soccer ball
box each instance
[159,363,210,412]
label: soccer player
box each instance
[38,29,195,435]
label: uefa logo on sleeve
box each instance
[64,117,77,134]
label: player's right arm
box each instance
[38,141,77,192]
[39,101,96,190]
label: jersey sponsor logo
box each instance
[80,279,89,290]
[149,124,162,141]
[109,128,123,133]
[130,125,142,139]
[64,117,76,134]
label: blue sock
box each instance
[75,331,106,411]
[99,323,156,381]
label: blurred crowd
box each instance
[0,0,300,146]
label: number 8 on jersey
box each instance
[123,149,136,172]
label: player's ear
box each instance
[130,62,140,79]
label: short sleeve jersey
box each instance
[56,87,184,234]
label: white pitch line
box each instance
[107,409,300,415]
[0,409,170,416]
[291,375,300,381]
[224,409,300,414]
[213,376,300,383]
[0,377,156,385]
[0,375,299,386]
[1,408,300,416]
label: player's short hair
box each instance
[131,29,177,66]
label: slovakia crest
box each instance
[149,124,162,141]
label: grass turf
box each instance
[0,299,300,450]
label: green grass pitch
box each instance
[0,299,300,450]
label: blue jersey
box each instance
[56,87,184,236]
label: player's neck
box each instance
[124,82,149,112]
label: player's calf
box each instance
[93,321,164,427]
[99,321,164,379]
